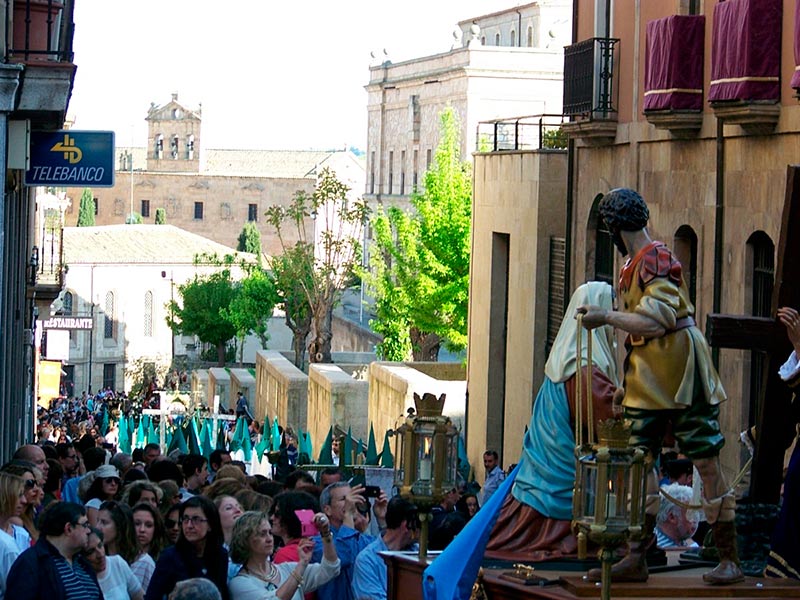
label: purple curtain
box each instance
[644,15,705,112]
[792,0,800,89]
[709,0,781,102]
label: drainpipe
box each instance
[516,10,522,47]
[712,118,724,367]
[564,0,580,310]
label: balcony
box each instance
[475,114,568,153]
[562,37,620,146]
[4,0,77,130]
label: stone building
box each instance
[557,0,797,497]
[364,1,570,208]
[65,94,366,258]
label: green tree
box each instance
[266,167,369,364]
[364,107,471,359]
[221,267,279,364]
[237,222,262,255]
[270,244,314,369]
[77,188,95,226]
[126,212,143,224]
[155,207,167,224]
[167,270,237,366]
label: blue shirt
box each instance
[312,525,374,600]
[352,535,388,600]
[482,466,506,504]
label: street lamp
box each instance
[393,392,458,562]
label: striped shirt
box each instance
[53,556,102,600]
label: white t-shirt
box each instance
[130,552,155,593]
[11,524,30,553]
[0,528,21,600]
[97,554,143,600]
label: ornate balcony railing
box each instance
[475,114,568,153]
[4,0,75,63]
[563,37,620,119]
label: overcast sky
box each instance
[68,1,515,151]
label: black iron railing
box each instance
[563,37,620,118]
[475,114,568,152]
[5,0,75,62]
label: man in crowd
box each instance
[655,483,701,550]
[143,443,161,468]
[181,454,209,497]
[320,467,343,488]
[352,497,418,600]
[6,502,101,599]
[481,450,505,503]
[313,482,388,600]
[14,444,49,478]
[208,449,231,482]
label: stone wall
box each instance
[307,364,370,453]
[254,350,308,433]
[208,368,231,411]
[229,368,256,415]
[191,370,209,407]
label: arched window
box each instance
[527,25,533,47]
[481,36,486,45]
[495,33,501,46]
[510,29,516,47]
[746,231,775,430]
[104,291,115,339]
[588,193,614,283]
[63,291,73,315]
[673,225,698,306]
[144,291,153,337]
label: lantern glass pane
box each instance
[444,432,458,489]
[393,429,405,487]
[578,457,598,523]
[412,432,434,495]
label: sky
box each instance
[68,1,515,152]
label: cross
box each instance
[208,394,236,448]
[705,165,800,505]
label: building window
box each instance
[510,29,516,47]
[527,26,533,47]
[674,225,698,306]
[248,203,258,222]
[194,202,204,220]
[426,148,432,170]
[388,151,394,194]
[155,134,164,159]
[144,291,153,337]
[370,151,376,194]
[410,95,421,142]
[413,149,418,189]
[63,291,73,315]
[400,150,406,195]
[141,200,150,218]
[495,33,500,46]
[104,291,115,339]
[171,135,179,159]
[103,364,115,392]
[590,194,614,284]
[186,134,195,160]
[747,231,774,432]
[93,198,99,215]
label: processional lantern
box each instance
[571,316,649,600]
[393,392,458,562]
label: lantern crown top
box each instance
[596,418,632,448]
[413,392,446,417]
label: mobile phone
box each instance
[294,509,317,537]
[363,485,382,498]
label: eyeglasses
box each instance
[24,479,37,490]
[180,516,208,526]
[73,521,91,530]
[103,478,120,485]
[65,454,77,460]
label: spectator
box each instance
[85,465,121,525]
[429,487,460,540]
[663,458,694,486]
[456,493,480,521]
[0,472,28,598]
[229,511,339,600]
[169,577,221,600]
[56,443,80,480]
[181,455,209,497]
[271,491,321,565]
[481,450,505,504]
[285,471,316,491]
[131,503,168,594]
[655,483,702,550]
[352,497,418,600]
[142,444,161,469]
[208,450,232,483]
[44,459,64,508]
[13,445,49,479]
[1,461,41,543]
[319,468,342,489]
[162,504,181,546]
[214,495,243,548]
[233,489,272,514]
[83,526,143,600]
[122,481,162,509]
[145,496,230,600]
[98,500,139,565]
[6,502,101,600]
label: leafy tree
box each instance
[155,208,167,224]
[364,107,471,359]
[237,222,262,255]
[266,167,369,364]
[77,188,95,226]
[126,212,143,224]
[270,244,314,369]
[221,267,279,364]
[167,270,237,366]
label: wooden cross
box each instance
[705,165,800,505]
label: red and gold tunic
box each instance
[619,241,727,410]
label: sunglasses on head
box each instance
[103,477,120,485]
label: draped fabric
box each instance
[709,0,781,102]
[792,0,800,89]
[644,15,705,111]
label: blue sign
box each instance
[25,130,115,187]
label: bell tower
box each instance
[145,93,201,173]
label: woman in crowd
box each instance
[234,489,272,514]
[270,492,321,565]
[85,465,122,525]
[457,493,480,520]
[0,462,40,545]
[163,503,181,545]
[123,481,162,509]
[215,495,244,549]
[0,472,27,597]
[84,527,144,600]
[145,495,230,600]
[229,511,339,600]
[43,459,63,508]
[131,502,168,593]
[98,500,140,565]
[486,281,619,561]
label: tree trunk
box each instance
[410,328,441,361]
[216,342,226,366]
[309,302,334,363]
[292,330,307,371]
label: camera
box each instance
[363,485,382,498]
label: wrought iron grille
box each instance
[563,37,620,118]
[4,0,75,62]
[475,114,567,153]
